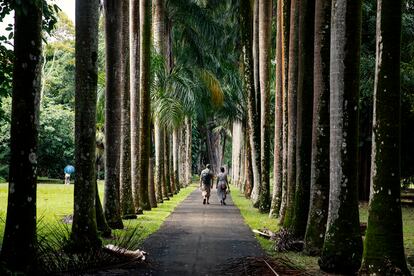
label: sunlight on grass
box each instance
[0,181,196,246]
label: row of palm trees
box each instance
[0,0,227,272]
[232,0,410,274]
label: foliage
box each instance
[37,103,75,178]
[0,98,11,180]
[0,0,61,121]
[0,98,75,180]
[0,12,78,180]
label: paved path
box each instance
[95,187,264,275]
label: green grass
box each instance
[231,185,414,273]
[0,181,196,246]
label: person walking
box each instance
[216,167,229,205]
[199,164,213,204]
[64,165,75,185]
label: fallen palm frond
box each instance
[253,228,277,240]
[274,228,304,252]
[32,221,148,275]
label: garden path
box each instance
[95,187,265,275]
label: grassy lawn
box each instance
[231,185,414,273]
[0,181,196,246]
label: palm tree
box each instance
[164,131,173,196]
[0,1,43,270]
[258,0,272,212]
[270,0,283,218]
[70,0,102,251]
[319,0,363,274]
[130,0,141,213]
[359,1,409,274]
[103,0,124,229]
[283,0,299,228]
[253,0,261,125]
[138,0,152,211]
[290,0,315,239]
[185,117,192,186]
[120,0,136,219]
[153,0,166,203]
[240,0,261,208]
[278,0,290,222]
[304,0,331,256]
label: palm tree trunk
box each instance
[130,0,141,213]
[120,0,136,219]
[70,0,102,250]
[231,121,243,188]
[244,127,254,198]
[173,128,180,192]
[154,122,164,202]
[304,0,330,256]
[179,126,187,186]
[257,0,273,213]
[270,0,283,218]
[153,0,165,203]
[149,157,157,208]
[360,1,409,274]
[319,0,363,274]
[290,0,315,239]
[240,0,261,207]
[283,0,299,228]
[95,181,111,237]
[0,2,43,270]
[164,130,173,196]
[138,0,152,211]
[278,0,290,223]
[104,0,124,229]
[185,117,192,186]
[253,0,261,121]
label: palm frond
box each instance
[199,69,224,107]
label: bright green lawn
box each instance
[231,185,414,273]
[0,182,196,246]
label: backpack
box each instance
[201,170,211,184]
[219,182,227,191]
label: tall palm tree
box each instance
[283,0,299,228]
[319,0,363,274]
[70,0,102,251]
[253,0,261,125]
[278,0,290,222]
[103,0,124,229]
[153,0,166,203]
[241,0,261,208]
[270,0,283,218]
[360,1,409,274]
[130,0,141,213]
[138,0,152,211]
[258,0,272,212]
[120,0,136,219]
[304,0,330,256]
[290,0,315,239]
[0,1,43,270]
